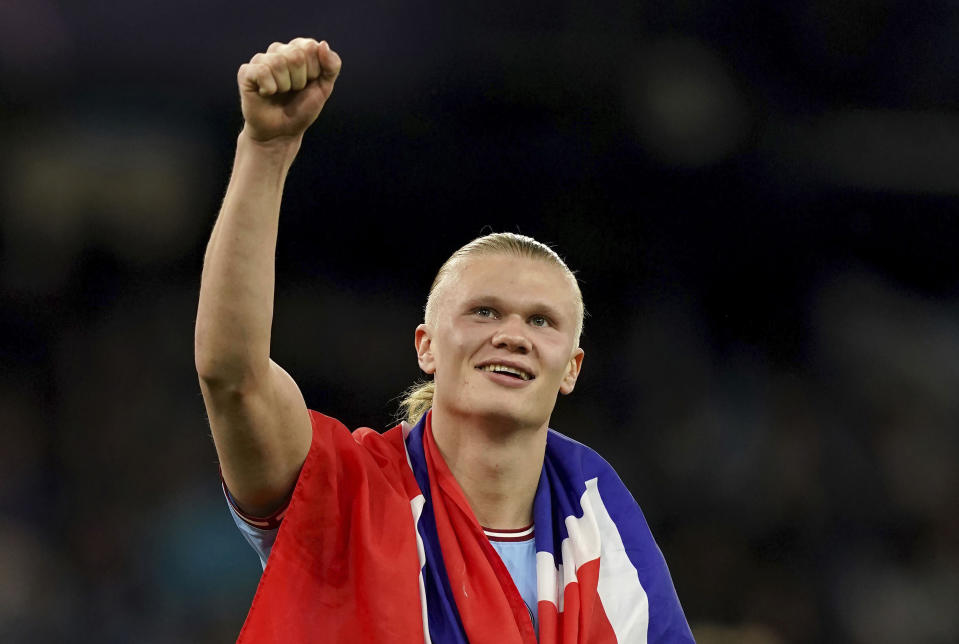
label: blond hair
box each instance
[398,232,584,424]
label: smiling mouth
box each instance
[477,364,534,381]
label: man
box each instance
[195,37,693,643]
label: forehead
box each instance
[442,254,579,312]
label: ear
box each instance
[559,347,584,395]
[414,324,436,374]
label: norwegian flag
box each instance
[237,411,692,643]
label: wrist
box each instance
[237,127,303,164]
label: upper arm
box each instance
[200,359,312,517]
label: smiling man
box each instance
[411,249,585,536]
[195,37,693,643]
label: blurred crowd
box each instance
[2,1,958,642]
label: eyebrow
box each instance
[463,295,567,326]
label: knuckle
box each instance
[286,48,306,66]
[252,71,272,89]
[264,53,286,72]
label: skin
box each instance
[415,255,585,529]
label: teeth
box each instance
[480,364,531,380]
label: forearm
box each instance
[195,130,302,386]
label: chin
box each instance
[463,397,551,431]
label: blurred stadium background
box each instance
[2,1,958,642]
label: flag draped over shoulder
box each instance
[236,411,693,643]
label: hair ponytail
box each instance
[398,380,435,425]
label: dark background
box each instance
[2,1,958,642]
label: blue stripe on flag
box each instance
[404,417,470,644]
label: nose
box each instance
[492,316,531,353]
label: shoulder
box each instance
[545,428,617,472]
[305,409,411,474]
[306,410,404,447]
[543,427,641,507]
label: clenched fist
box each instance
[237,38,342,142]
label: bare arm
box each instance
[195,38,342,516]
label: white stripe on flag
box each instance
[581,478,649,643]
[535,478,649,642]
[410,494,432,644]
[536,550,563,608]
[401,428,432,644]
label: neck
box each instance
[429,406,546,530]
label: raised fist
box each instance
[237,37,342,142]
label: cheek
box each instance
[448,324,484,354]
[433,324,476,370]
[543,344,576,380]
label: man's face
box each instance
[415,254,584,430]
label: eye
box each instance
[473,306,498,319]
[529,314,551,328]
